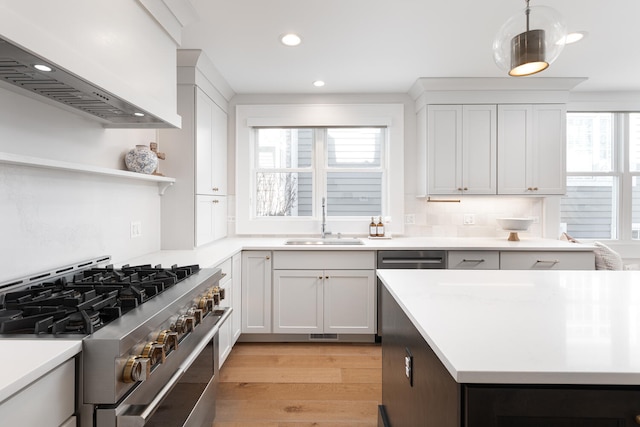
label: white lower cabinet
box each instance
[231,253,242,343]
[241,251,272,333]
[0,358,75,427]
[217,258,232,366]
[272,251,376,335]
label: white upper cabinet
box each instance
[196,89,228,196]
[159,51,232,249]
[497,104,566,195]
[427,105,497,195]
[0,0,182,127]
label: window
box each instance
[235,104,404,235]
[254,127,384,218]
[561,112,640,240]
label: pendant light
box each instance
[493,0,567,77]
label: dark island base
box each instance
[380,285,640,427]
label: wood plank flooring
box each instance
[213,342,382,426]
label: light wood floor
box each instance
[213,342,382,426]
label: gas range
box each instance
[0,256,230,427]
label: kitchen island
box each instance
[377,269,640,426]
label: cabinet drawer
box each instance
[273,251,375,270]
[500,251,595,270]
[448,251,499,269]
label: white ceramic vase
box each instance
[125,144,158,174]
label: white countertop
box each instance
[0,339,82,403]
[377,269,640,386]
[115,236,593,269]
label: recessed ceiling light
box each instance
[313,80,325,87]
[33,64,52,72]
[563,31,588,44]
[280,33,302,47]
[134,112,145,117]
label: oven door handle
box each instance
[117,366,186,427]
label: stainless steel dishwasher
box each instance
[376,250,447,341]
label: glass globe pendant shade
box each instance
[493,4,568,76]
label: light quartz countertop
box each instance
[0,339,81,402]
[115,236,593,269]
[377,269,640,385]
[0,237,593,404]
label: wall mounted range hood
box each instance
[0,37,176,128]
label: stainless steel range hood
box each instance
[0,37,177,128]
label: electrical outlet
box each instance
[130,221,142,238]
[463,214,476,225]
[404,214,415,225]
[405,348,413,386]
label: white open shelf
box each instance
[0,151,175,195]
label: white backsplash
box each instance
[0,87,161,282]
[403,195,544,239]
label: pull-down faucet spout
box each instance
[321,197,331,238]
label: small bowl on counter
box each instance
[496,218,534,241]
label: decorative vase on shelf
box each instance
[125,144,158,174]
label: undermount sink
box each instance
[285,237,364,246]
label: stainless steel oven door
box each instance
[95,309,230,427]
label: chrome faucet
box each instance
[321,197,331,238]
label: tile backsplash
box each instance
[403,196,544,238]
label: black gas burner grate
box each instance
[0,263,200,335]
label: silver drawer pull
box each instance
[462,259,485,263]
[535,259,559,264]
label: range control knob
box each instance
[174,314,195,335]
[123,356,150,383]
[187,307,203,326]
[141,342,166,366]
[156,330,179,353]
[198,296,213,314]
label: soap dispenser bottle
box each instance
[369,217,377,237]
[376,216,385,237]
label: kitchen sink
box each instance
[285,237,364,245]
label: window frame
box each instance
[235,104,404,236]
[563,112,640,242]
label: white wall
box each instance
[0,87,162,282]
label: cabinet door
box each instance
[497,104,531,194]
[195,88,228,196]
[324,270,376,334]
[428,105,462,194]
[241,251,272,333]
[211,100,228,195]
[462,105,497,194]
[218,279,232,367]
[428,105,496,195]
[196,88,214,195]
[212,196,227,241]
[273,270,323,333]
[195,195,215,246]
[531,104,566,194]
[195,195,226,246]
[231,254,242,343]
[498,104,566,195]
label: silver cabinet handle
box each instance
[462,259,485,263]
[535,259,559,264]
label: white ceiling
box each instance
[179,0,640,95]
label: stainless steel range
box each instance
[0,256,230,427]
